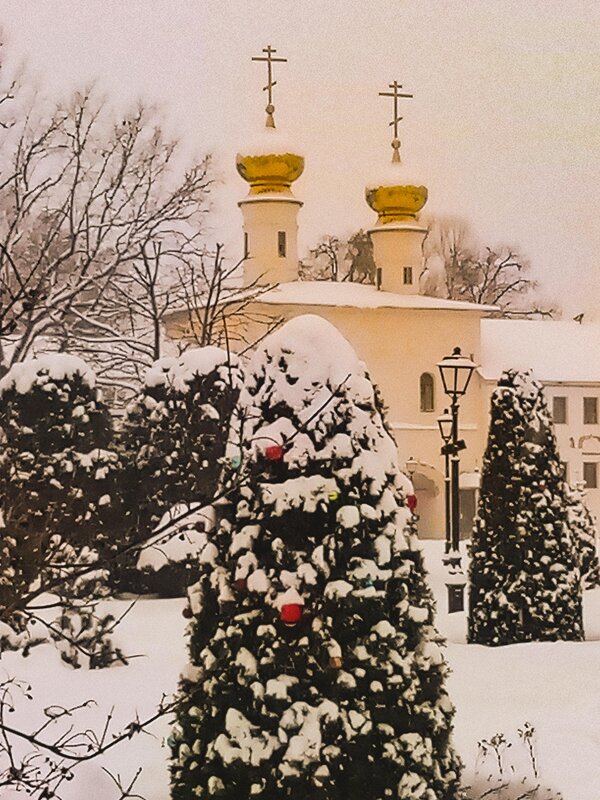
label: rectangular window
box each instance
[244,232,249,259]
[583,397,598,424]
[552,396,567,424]
[403,266,413,285]
[561,461,569,481]
[583,462,598,489]
[277,231,286,258]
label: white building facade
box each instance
[166,132,600,537]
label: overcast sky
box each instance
[0,1,598,315]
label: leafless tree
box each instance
[0,77,211,388]
[423,215,473,300]
[345,229,376,284]
[423,216,555,316]
[299,235,341,281]
[301,230,375,284]
[175,243,283,356]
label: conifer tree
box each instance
[0,354,126,665]
[171,316,462,800]
[565,483,599,588]
[0,355,121,577]
[120,347,243,593]
[469,369,583,645]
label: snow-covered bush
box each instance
[0,354,124,554]
[171,316,462,800]
[468,369,583,645]
[119,347,243,595]
[135,504,216,597]
[0,355,126,661]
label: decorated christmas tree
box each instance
[171,315,462,800]
[120,347,243,593]
[469,369,583,645]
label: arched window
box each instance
[420,372,435,412]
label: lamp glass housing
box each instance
[437,409,453,443]
[437,347,477,400]
[405,456,418,477]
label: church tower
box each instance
[236,46,304,287]
[366,81,428,295]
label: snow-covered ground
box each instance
[425,541,600,799]
[3,540,599,799]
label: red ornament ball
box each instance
[265,444,284,462]
[182,606,193,619]
[407,493,418,512]
[280,603,303,625]
[234,578,248,592]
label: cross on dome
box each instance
[379,80,414,163]
[251,45,288,128]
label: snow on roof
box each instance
[0,353,96,396]
[480,319,600,383]
[366,160,426,190]
[238,281,496,313]
[237,125,301,158]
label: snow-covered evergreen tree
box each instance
[120,347,243,593]
[171,316,462,800]
[0,355,126,665]
[565,483,599,588]
[468,369,583,646]
[0,355,122,573]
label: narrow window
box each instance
[277,230,287,258]
[552,396,567,424]
[583,397,598,424]
[583,462,598,489]
[561,461,569,481]
[403,266,413,285]
[376,267,382,290]
[420,373,435,412]
[244,232,249,259]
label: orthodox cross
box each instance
[379,80,413,162]
[252,45,287,128]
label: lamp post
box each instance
[437,409,453,557]
[436,347,476,613]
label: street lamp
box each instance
[437,409,453,557]
[437,346,476,400]
[436,347,476,613]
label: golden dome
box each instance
[365,184,428,224]
[236,152,304,195]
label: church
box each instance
[165,62,600,539]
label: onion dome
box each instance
[366,182,428,224]
[236,151,304,196]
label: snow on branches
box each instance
[469,369,584,645]
[0,354,127,666]
[120,346,243,595]
[171,315,462,800]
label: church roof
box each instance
[480,319,600,383]
[242,281,496,313]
